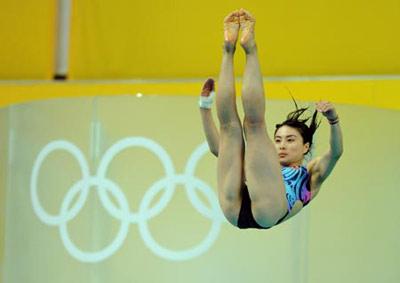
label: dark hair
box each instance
[274,98,321,155]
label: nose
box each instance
[278,140,286,149]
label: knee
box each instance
[243,118,266,133]
[216,101,240,126]
[220,122,242,131]
[219,122,243,138]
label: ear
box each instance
[303,142,310,155]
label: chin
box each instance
[279,160,290,166]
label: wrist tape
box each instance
[199,91,215,109]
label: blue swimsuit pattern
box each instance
[281,165,311,211]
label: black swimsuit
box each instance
[237,166,311,229]
[237,184,289,229]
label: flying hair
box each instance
[275,88,321,155]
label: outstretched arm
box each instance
[309,101,343,185]
[199,79,220,157]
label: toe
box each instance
[224,11,237,22]
[238,9,255,22]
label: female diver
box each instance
[198,9,343,229]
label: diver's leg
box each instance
[215,10,245,226]
[239,9,287,228]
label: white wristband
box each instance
[199,91,215,109]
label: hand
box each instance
[316,101,338,121]
[199,78,215,109]
[201,78,215,97]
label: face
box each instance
[274,125,310,167]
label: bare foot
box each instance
[239,8,256,53]
[223,10,240,53]
[201,78,215,97]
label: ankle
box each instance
[223,42,236,54]
[243,43,257,55]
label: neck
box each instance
[282,160,303,168]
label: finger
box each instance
[318,102,326,109]
[318,104,326,113]
[203,78,214,90]
[201,78,215,96]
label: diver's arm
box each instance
[199,79,220,157]
[309,102,343,184]
[199,108,220,157]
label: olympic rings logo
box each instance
[30,137,225,262]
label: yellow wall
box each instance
[1,0,399,79]
[69,0,400,78]
[0,1,56,79]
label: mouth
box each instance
[278,153,288,158]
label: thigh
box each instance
[217,123,245,225]
[243,121,287,226]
